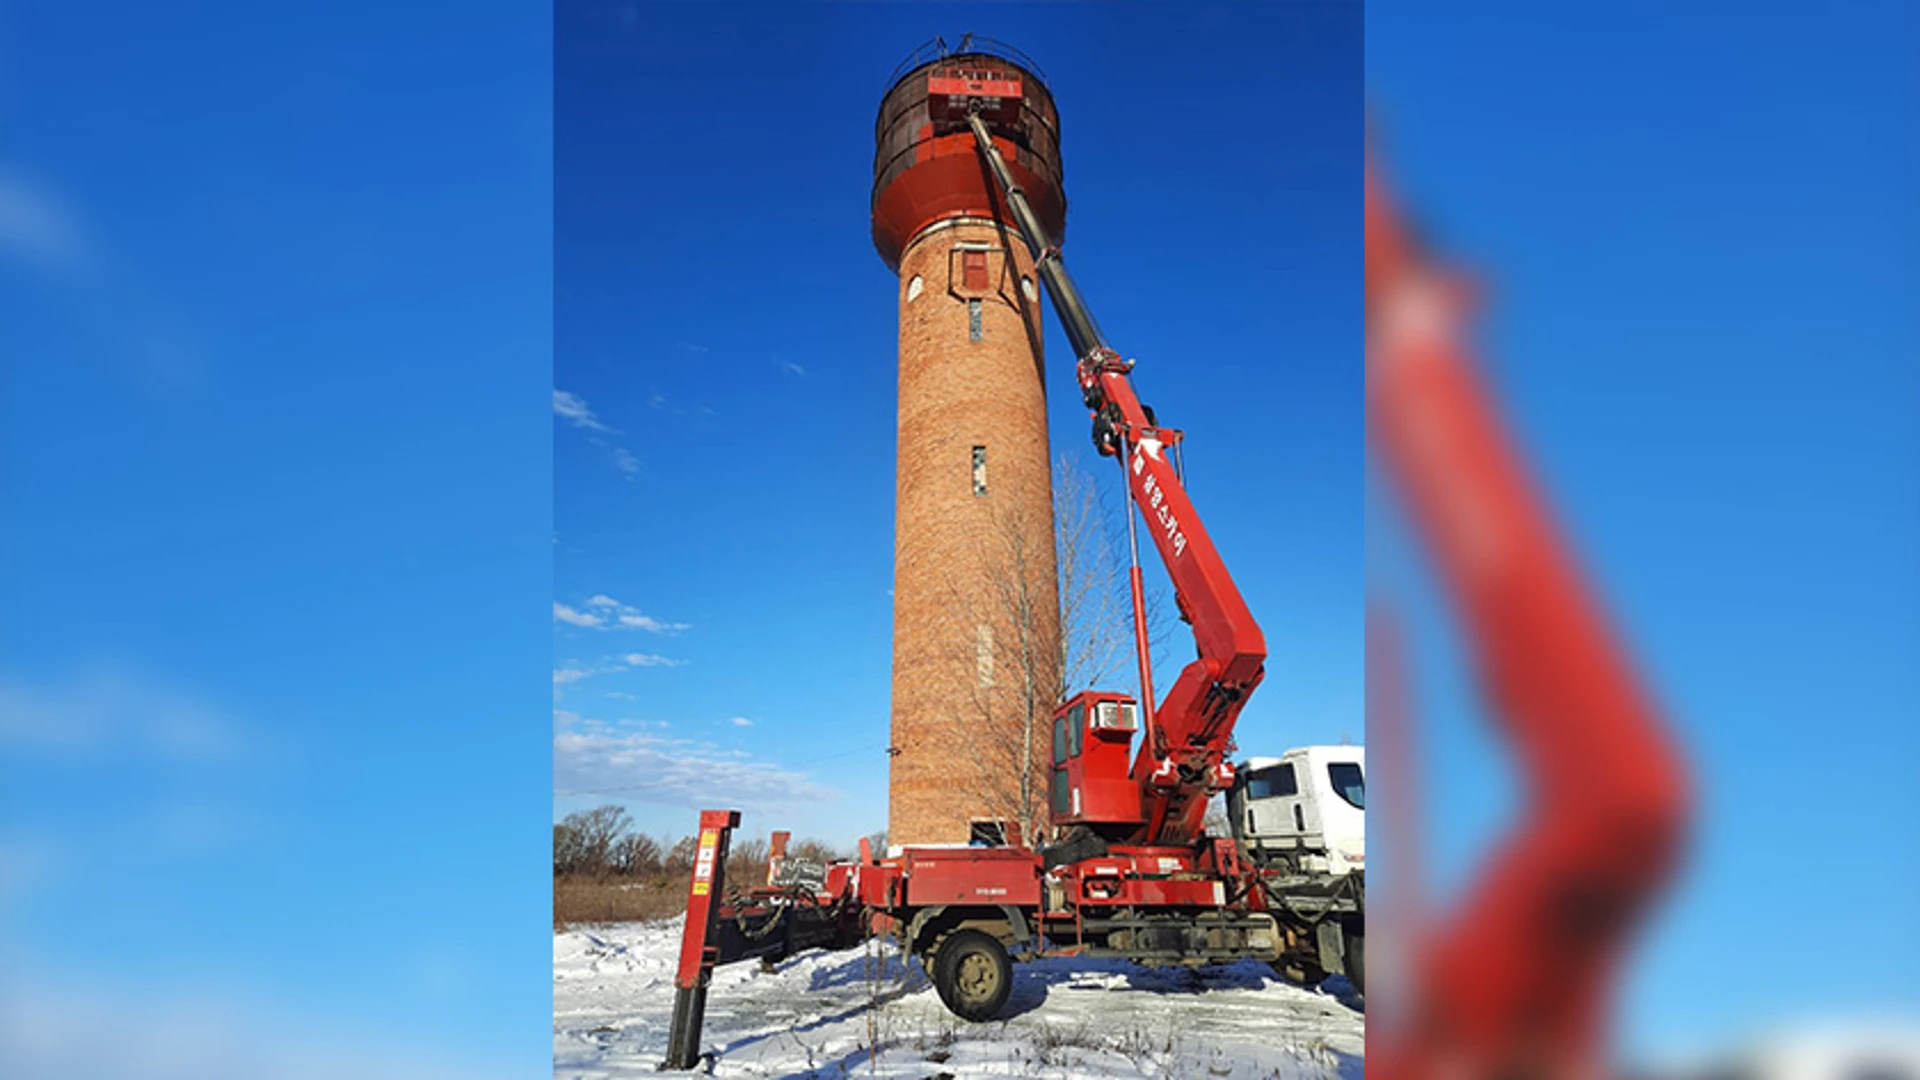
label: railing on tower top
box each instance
[883,34,1052,92]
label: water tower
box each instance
[873,38,1068,845]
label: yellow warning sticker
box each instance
[692,882,709,896]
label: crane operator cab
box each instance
[1227,746,1365,876]
[1047,691,1147,832]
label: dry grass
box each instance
[553,875,686,929]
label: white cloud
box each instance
[731,716,754,727]
[552,389,613,432]
[552,602,603,629]
[0,667,237,762]
[556,390,643,480]
[778,360,806,377]
[0,966,515,1080]
[555,594,688,634]
[0,171,92,277]
[552,715,828,809]
[551,651,685,699]
[615,612,687,633]
[0,666,263,916]
[585,436,641,480]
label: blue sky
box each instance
[1368,0,1918,1060]
[553,2,1363,851]
[3,1,548,1074]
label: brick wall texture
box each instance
[889,217,1063,847]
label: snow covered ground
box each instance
[555,920,1363,1080]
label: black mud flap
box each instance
[1315,918,1347,976]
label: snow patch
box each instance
[554,921,1362,1079]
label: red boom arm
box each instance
[964,109,1267,847]
[1366,150,1690,1078]
[1080,351,1268,844]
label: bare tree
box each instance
[942,486,1059,843]
[554,804,634,877]
[663,834,698,879]
[554,822,583,875]
[1055,452,1140,697]
[609,832,663,878]
[939,453,1177,844]
[725,837,770,890]
[788,838,843,865]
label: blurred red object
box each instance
[1365,148,1692,1080]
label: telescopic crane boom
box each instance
[966,112,1267,846]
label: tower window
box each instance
[971,445,987,496]
[967,298,983,340]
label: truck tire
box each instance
[932,929,1012,1022]
[922,947,952,1011]
[1344,931,1364,995]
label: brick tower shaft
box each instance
[871,45,1070,846]
[889,218,1060,845]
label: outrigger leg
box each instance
[661,809,739,1071]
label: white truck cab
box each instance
[1228,746,1365,875]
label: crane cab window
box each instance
[1052,716,1068,765]
[1091,700,1137,732]
[1066,702,1084,758]
[1245,763,1298,799]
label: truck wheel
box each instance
[932,929,1012,1022]
[1344,932,1365,995]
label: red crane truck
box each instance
[661,95,1362,1072]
